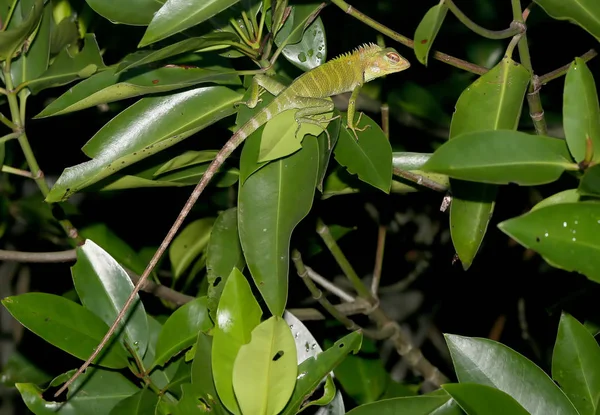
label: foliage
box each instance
[1,0,600,414]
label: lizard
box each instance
[55,42,410,396]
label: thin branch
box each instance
[538,49,598,85]
[445,0,522,40]
[393,167,448,193]
[329,0,488,75]
[0,131,19,143]
[0,112,17,130]
[371,225,386,296]
[2,165,33,178]
[288,302,370,321]
[306,267,356,302]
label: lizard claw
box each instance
[346,112,370,141]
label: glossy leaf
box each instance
[552,312,600,415]
[166,357,192,396]
[238,136,319,316]
[46,86,242,202]
[169,218,216,279]
[84,0,161,25]
[118,32,240,73]
[534,0,600,40]
[191,333,229,415]
[212,268,262,415]
[140,0,241,46]
[206,208,246,322]
[153,297,213,369]
[564,58,600,163]
[443,383,530,415]
[498,202,600,281]
[281,331,362,414]
[445,334,578,415]
[274,2,325,48]
[259,106,333,163]
[423,130,576,185]
[18,369,139,414]
[110,388,159,415]
[35,66,240,118]
[280,16,327,71]
[49,15,79,55]
[316,109,341,191]
[447,56,530,270]
[145,317,178,390]
[233,316,297,415]
[532,189,581,211]
[346,395,453,415]
[414,2,448,66]
[27,34,106,94]
[2,293,129,368]
[154,150,219,176]
[79,223,146,275]
[579,164,600,196]
[334,114,393,194]
[0,0,43,60]
[72,240,148,360]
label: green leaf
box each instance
[498,202,600,282]
[49,15,79,55]
[279,16,327,71]
[334,114,393,194]
[442,383,530,415]
[79,223,147,275]
[423,130,576,185]
[552,312,600,415]
[316,110,341,191]
[445,334,579,415]
[154,150,219,176]
[0,0,43,61]
[532,189,581,211]
[414,2,448,66]
[110,388,159,415]
[169,218,216,279]
[153,297,213,369]
[281,331,362,414]
[191,333,229,415]
[447,56,530,270]
[45,86,242,202]
[17,367,139,414]
[35,65,240,118]
[26,34,106,94]
[0,351,52,386]
[170,383,212,414]
[118,32,240,73]
[84,0,162,25]
[273,2,325,48]
[2,293,129,369]
[259,106,332,163]
[579,165,600,196]
[140,0,241,47]
[345,396,454,415]
[166,358,192,396]
[238,136,319,316]
[564,57,600,163]
[72,240,149,360]
[534,0,600,40]
[212,268,262,415]
[206,208,246,322]
[233,316,297,415]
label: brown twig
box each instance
[538,49,598,85]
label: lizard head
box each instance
[364,47,410,82]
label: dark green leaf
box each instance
[564,57,600,163]
[154,150,219,175]
[0,351,52,386]
[145,317,182,390]
[45,86,242,202]
[50,16,79,55]
[191,333,229,415]
[206,208,246,322]
[534,0,600,40]
[273,2,325,48]
[414,3,448,66]
[345,396,454,415]
[152,297,213,369]
[443,383,530,415]
[170,383,212,414]
[423,130,576,185]
[169,218,215,279]
[166,359,192,396]
[334,114,393,194]
[532,189,581,211]
[140,0,242,47]
[110,388,159,415]
[280,16,327,71]
[238,135,319,316]
[2,293,129,368]
[84,0,162,25]
[579,164,600,196]
[445,334,578,415]
[0,0,43,60]
[498,202,600,282]
[552,312,600,415]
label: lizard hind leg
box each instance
[234,74,287,109]
[293,97,337,149]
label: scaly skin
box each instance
[55,43,410,396]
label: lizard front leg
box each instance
[346,85,370,141]
[235,74,287,109]
[294,97,338,149]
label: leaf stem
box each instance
[0,112,17,130]
[445,0,522,39]
[0,131,19,143]
[229,17,252,46]
[392,167,448,192]
[329,0,488,75]
[2,165,33,178]
[538,49,598,85]
[241,11,256,41]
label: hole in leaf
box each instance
[272,350,284,361]
[338,343,345,348]
[213,277,222,287]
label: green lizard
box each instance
[55,43,410,396]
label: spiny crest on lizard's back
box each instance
[331,43,382,62]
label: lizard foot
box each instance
[233,98,262,109]
[346,112,371,141]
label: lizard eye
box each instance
[386,52,401,63]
